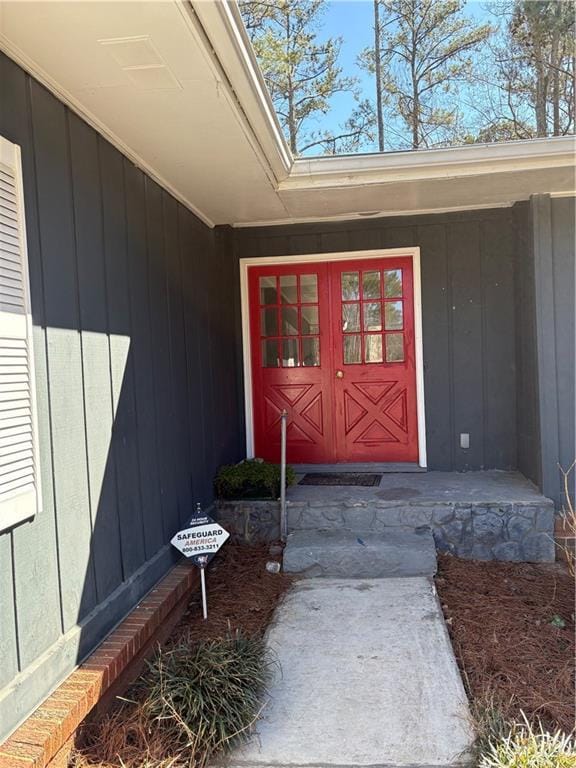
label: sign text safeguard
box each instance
[173,524,229,557]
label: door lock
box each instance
[335,370,344,378]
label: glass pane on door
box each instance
[384,301,403,330]
[344,335,361,364]
[259,276,277,304]
[300,274,318,303]
[341,272,360,300]
[365,334,383,363]
[280,275,297,304]
[257,271,321,369]
[342,303,360,332]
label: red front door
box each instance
[249,256,419,464]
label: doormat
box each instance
[299,473,382,487]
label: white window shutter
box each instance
[0,136,41,531]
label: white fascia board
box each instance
[188,0,292,182]
[232,201,516,228]
[285,136,576,190]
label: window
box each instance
[258,273,320,367]
[0,135,41,532]
[341,268,405,364]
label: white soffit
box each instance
[278,166,576,222]
[0,0,290,226]
[0,0,574,228]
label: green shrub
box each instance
[214,459,296,500]
[479,715,576,768]
[142,633,273,767]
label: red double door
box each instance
[249,257,419,464]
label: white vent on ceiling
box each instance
[98,36,163,68]
[98,36,181,91]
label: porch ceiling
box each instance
[0,0,574,228]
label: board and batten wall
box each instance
[233,208,519,473]
[0,52,243,741]
[531,194,575,508]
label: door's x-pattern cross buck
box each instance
[343,380,408,445]
[264,383,324,445]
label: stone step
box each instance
[283,528,437,578]
[288,500,440,532]
[285,498,556,562]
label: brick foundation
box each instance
[0,562,198,768]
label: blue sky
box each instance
[309,0,493,151]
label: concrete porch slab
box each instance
[293,462,426,474]
[288,469,547,504]
[227,578,474,768]
[216,471,555,562]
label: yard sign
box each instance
[171,504,229,619]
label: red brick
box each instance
[86,649,120,672]
[109,627,138,640]
[121,617,149,631]
[45,693,86,726]
[1,561,200,768]
[108,634,137,657]
[4,722,53,758]
[97,639,128,652]
[28,710,70,748]
[0,740,45,767]
[0,757,37,768]
[73,665,107,692]
[44,737,73,768]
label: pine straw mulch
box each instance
[72,543,294,768]
[171,542,294,644]
[435,553,575,734]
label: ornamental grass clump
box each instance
[140,632,272,767]
[478,714,576,768]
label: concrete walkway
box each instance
[227,578,474,768]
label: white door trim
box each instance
[239,247,427,468]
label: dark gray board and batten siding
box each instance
[233,210,519,473]
[0,44,574,745]
[0,52,243,741]
[531,195,576,508]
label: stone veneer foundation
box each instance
[216,498,556,562]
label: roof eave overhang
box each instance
[2,0,573,228]
[284,136,576,190]
[196,1,575,198]
[189,0,292,183]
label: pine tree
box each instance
[509,1,574,137]
[239,0,373,154]
[467,1,574,142]
[359,0,492,149]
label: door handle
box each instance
[335,370,344,379]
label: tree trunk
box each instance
[285,10,297,153]
[411,40,419,148]
[373,0,384,152]
[534,42,548,137]
[551,29,561,136]
[572,54,576,132]
[552,68,560,135]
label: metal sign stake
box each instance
[200,566,208,620]
[280,409,288,542]
[170,503,230,623]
